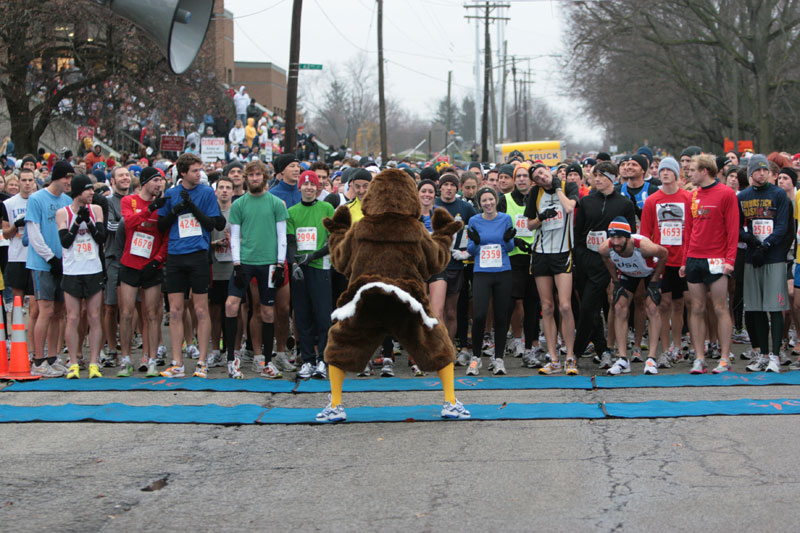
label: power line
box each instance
[228,0,288,19]
[234,20,277,62]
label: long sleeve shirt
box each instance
[685,180,739,266]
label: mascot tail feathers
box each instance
[331,281,439,329]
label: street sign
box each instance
[77,126,94,142]
[160,135,185,152]
[201,137,226,163]
[298,63,323,70]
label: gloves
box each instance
[538,207,559,221]
[467,226,480,245]
[291,263,304,282]
[295,254,311,267]
[48,256,62,277]
[751,245,766,267]
[77,206,91,224]
[503,226,517,242]
[612,280,626,305]
[233,264,246,289]
[743,232,761,249]
[171,200,188,215]
[180,190,192,203]
[14,217,25,228]
[451,249,471,261]
[513,238,532,254]
[550,176,562,191]
[646,281,662,306]
[140,260,160,281]
[148,196,168,212]
[272,263,285,286]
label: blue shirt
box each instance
[270,179,302,209]
[466,213,514,273]
[158,183,220,255]
[25,188,71,271]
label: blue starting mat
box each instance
[593,372,800,388]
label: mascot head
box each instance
[361,168,421,218]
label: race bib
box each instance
[514,214,533,237]
[708,257,724,275]
[296,227,317,251]
[479,244,502,268]
[542,205,564,230]
[74,233,97,262]
[322,255,331,270]
[752,219,773,242]
[178,213,202,238]
[660,221,683,246]
[130,231,154,259]
[215,244,232,262]
[586,231,606,252]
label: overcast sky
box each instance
[226,0,603,145]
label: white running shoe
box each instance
[259,361,283,379]
[30,361,64,378]
[766,353,781,373]
[207,350,224,368]
[380,358,394,377]
[455,349,471,367]
[643,357,658,375]
[312,361,328,379]
[273,351,297,372]
[466,356,481,376]
[228,357,244,379]
[297,362,314,379]
[252,355,266,374]
[508,337,524,358]
[607,358,631,375]
[746,354,768,372]
[492,358,506,375]
[441,399,471,419]
[316,403,346,422]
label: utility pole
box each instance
[377,0,388,162]
[285,0,303,155]
[511,56,519,142]
[499,40,507,144]
[465,2,509,162]
[445,70,452,161]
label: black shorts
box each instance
[532,251,573,277]
[227,264,276,306]
[165,251,211,295]
[4,262,33,294]
[427,270,446,284]
[660,266,687,299]
[619,273,652,294]
[445,269,464,295]
[61,272,105,299]
[209,279,230,305]
[685,256,724,286]
[119,264,163,290]
[509,254,534,299]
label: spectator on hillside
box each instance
[229,120,245,150]
[246,99,260,122]
[233,86,249,124]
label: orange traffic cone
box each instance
[0,318,7,376]
[0,296,39,381]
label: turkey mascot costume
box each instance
[316,168,471,422]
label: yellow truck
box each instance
[496,141,565,166]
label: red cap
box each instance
[298,170,320,189]
[792,153,800,161]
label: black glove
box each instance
[467,226,480,245]
[295,254,311,267]
[48,256,62,277]
[503,226,517,242]
[647,281,662,306]
[514,238,532,254]
[148,196,168,212]
[291,263,304,282]
[612,280,626,305]
[550,176,562,191]
[14,217,25,228]
[272,263,285,286]
[538,207,558,221]
[180,190,192,204]
[743,232,761,249]
[171,200,188,215]
[233,264,246,289]
[751,245,766,268]
[140,260,160,281]
[77,206,91,224]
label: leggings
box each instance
[472,271,512,359]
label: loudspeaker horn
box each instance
[104,0,214,74]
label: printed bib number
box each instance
[178,213,202,238]
[296,227,317,251]
[215,245,232,262]
[708,258,724,275]
[542,205,564,230]
[479,244,502,268]
[74,233,97,262]
[752,219,773,242]
[660,221,683,246]
[130,231,154,259]
[514,214,533,237]
[586,231,607,252]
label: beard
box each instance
[247,179,266,193]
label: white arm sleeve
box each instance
[26,221,55,262]
[231,224,241,264]
[276,220,287,263]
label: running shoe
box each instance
[156,345,168,366]
[228,357,244,379]
[746,354,768,372]
[146,359,159,378]
[709,341,721,359]
[508,337,524,358]
[630,349,643,363]
[30,361,64,378]
[711,359,731,374]
[66,364,80,379]
[193,361,208,378]
[565,359,579,376]
[207,350,224,368]
[483,345,495,357]
[522,349,538,368]
[259,361,283,379]
[789,359,800,371]
[138,355,149,372]
[690,359,707,374]
[100,351,117,368]
[273,351,297,372]
[607,357,631,375]
[238,348,254,364]
[779,351,792,366]
[455,349,471,367]
[411,364,425,377]
[133,333,143,349]
[583,342,596,358]
[316,403,346,422]
[117,362,134,378]
[765,353,781,373]
[740,348,756,361]
[312,361,328,380]
[643,357,658,375]
[598,350,614,369]
[466,356,481,376]
[357,362,373,376]
[732,329,750,344]
[656,352,673,369]
[492,358,506,375]
[252,355,266,374]
[297,362,314,379]
[160,364,185,378]
[88,364,103,379]
[539,361,563,375]
[441,399,470,419]
[392,340,404,355]
[380,358,395,377]
[52,359,69,374]
[185,344,200,359]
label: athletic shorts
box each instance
[4,262,33,294]
[660,265,687,299]
[619,273,652,294]
[33,270,64,302]
[510,254,534,299]
[427,270,446,284]
[685,257,724,286]
[445,269,464,295]
[61,272,105,300]
[119,264,162,290]
[532,251,573,277]
[104,260,120,305]
[209,279,231,305]
[227,264,276,306]
[744,263,790,312]
[164,251,211,295]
